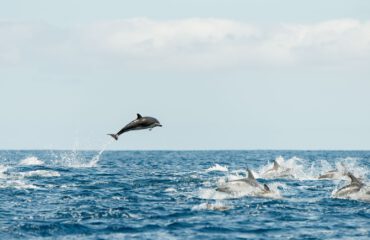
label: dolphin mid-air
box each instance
[108,113,162,140]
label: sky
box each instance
[1,0,370,150]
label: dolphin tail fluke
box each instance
[108,134,119,141]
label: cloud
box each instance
[1,18,370,70]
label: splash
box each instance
[205,164,228,172]
[19,157,44,166]
[50,139,114,168]
[88,139,114,167]
[318,158,367,181]
[258,156,315,180]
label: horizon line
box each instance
[1,148,370,152]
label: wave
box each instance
[205,164,228,172]
[19,156,44,166]
[0,179,40,190]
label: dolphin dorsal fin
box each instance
[247,169,256,181]
[273,160,280,170]
[136,113,143,119]
[347,172,362,185]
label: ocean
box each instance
[0,150,369,239]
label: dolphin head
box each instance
[154,121,162,127]
[147,117,162,128]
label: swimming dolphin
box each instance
[263,160,280,175]
[334,172,364,197]
[216,169,271,194]
[261,159,293,179]
[318,170,340,179]
[318,163,346,180]
[108,113,162,140]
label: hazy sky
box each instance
[1,0,370,150]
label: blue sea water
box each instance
[0,150,369,239]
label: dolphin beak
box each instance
[158,124,163,127]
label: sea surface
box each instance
[0,150,369,239]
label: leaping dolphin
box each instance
[334,172,364,197]
[216,169,271,194]
[263,160,280,175]
[108,113,162,140]
[318,162,346,180]
[261,159,293,179]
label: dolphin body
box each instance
[108,113,162,140]
[318,163,346,180]
[261,160,293,179]
[334,172,364,197]
[216,169,271,194]
[319,170,341,179]
[263,160,280,175]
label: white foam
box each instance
[0,180,40,190]
[0,164,8,179]
[52,139,114,168]
[192,201,231,211]
[19,157,44,166]
[164,187,177,193]
[21,170,60,178]
[318,158,367,180]
[205,164,228,172]
[53,151,96,168]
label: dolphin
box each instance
[318,170,340,179]
[334,172,364,197]
[261,159,293,179]
[319,163,346,180]
[216,169,271,195]
[263,160,280,175]
[108,113,162,140]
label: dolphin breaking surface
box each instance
[1,150,370,239]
